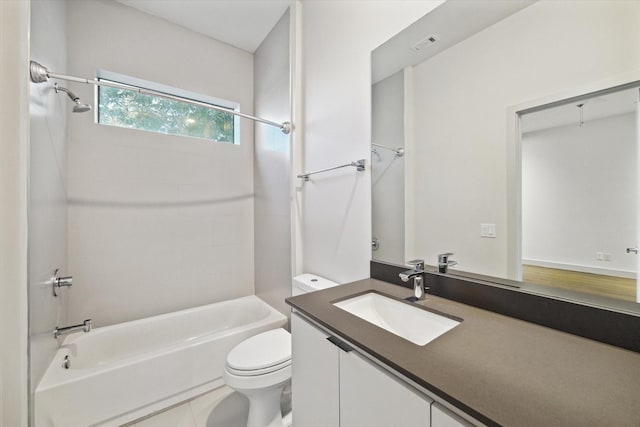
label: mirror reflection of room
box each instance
[520,87,639,302]
[372,71,405,266]
[370,0,640,304]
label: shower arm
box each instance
[54,84,79,101]
[29,60,292,135]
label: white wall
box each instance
[28,0,70,408]
[0,0,29,425]
[372,70,405,265]
[522,113,637,276]
[300,0,443,283]
[66,0,255,327]
[254,10,292,316]
[407,0,640,277]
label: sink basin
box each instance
[333,292,460,346]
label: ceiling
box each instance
[371,0,535,84]
[115,0,291,53]
[521,87,639,133]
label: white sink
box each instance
[333,292,460,346]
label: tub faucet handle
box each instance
[51,268,73,297]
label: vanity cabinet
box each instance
[291,312,340,427]
[340,345,431,426]
[431,403,474,427]
[292,313,435,427]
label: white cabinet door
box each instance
[431,403,474,427]
[340,350,431,427]
[291,313,340,427]
[292,314,474,427]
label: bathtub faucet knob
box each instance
[51,268,73,297]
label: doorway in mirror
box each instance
[519,86,639,303]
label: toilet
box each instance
[223,274,339,427]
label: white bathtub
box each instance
[35,295,287,427]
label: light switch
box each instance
[480,223,496,238]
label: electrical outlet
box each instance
[596,252,611,261]
[480,223,496,238]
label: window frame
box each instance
[95,69,241,145]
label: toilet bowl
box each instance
[223,328,291,427]
[223,274,339,427]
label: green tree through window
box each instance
[98,81,236,143]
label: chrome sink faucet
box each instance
[399,259,428,300]
[438,252,457,273]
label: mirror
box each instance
[518,85,639,302]
[371,0,640,308]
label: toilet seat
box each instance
[225,328,291,376]
[226,358,291,376]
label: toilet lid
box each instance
[226,328,291,373]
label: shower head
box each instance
[54,83,92,113]
[72,102,92,113]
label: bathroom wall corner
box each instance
[254,9,293,317]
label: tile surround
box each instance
[66,0,256,328]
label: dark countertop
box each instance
[286,278,640,427]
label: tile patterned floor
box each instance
[126,385,292,427]
[127,386,250,427]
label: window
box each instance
[97,70,239,144]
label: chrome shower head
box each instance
[72,101,92,113]
[54,83,92,113]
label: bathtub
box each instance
[35,295,287,427]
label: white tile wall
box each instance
[66,0,256,327]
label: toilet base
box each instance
[240,380,289,427]
[282,409,292,427]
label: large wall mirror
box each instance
[371,0,640,310]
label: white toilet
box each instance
[223,274,339,427]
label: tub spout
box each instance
[54,319,92,339]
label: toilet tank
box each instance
[292,274,339,296]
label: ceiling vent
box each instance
[410,35,439,52]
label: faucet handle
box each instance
[438,253,457,273]
[51,268,73,297]
[438,252,454,262]
[406,259,425,270]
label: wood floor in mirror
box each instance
[522,265,636,302]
